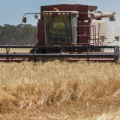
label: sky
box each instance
[0,0,120,44]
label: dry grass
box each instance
[0,48,31,53]
[0,60,120,119]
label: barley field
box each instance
[0,61,120,120]
[0,47,31,53]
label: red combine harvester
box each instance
[0,4,119,62]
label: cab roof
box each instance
[41,4,97,12]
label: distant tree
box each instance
[21,24,35,45]
[0,24,35,45]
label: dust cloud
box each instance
[107,26,120,46]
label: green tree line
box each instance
[0,24,35,45]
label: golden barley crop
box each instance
[0,60,120,119]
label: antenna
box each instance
[57,0,58,9]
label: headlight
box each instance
[66,13,69,15]
[49,13,52,15]
[58,13,61,15]
[62,13,65,15]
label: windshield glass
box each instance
[45,16,71,45]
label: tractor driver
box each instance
[53,18,65,29]
[51,18,66,44]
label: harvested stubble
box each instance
[0,60,120,119]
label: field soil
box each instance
[0,61,120,120]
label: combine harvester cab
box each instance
[0,4,119,62]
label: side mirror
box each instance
[115,36,119,41]
[22,17,27,23]
[34,14,38,19]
